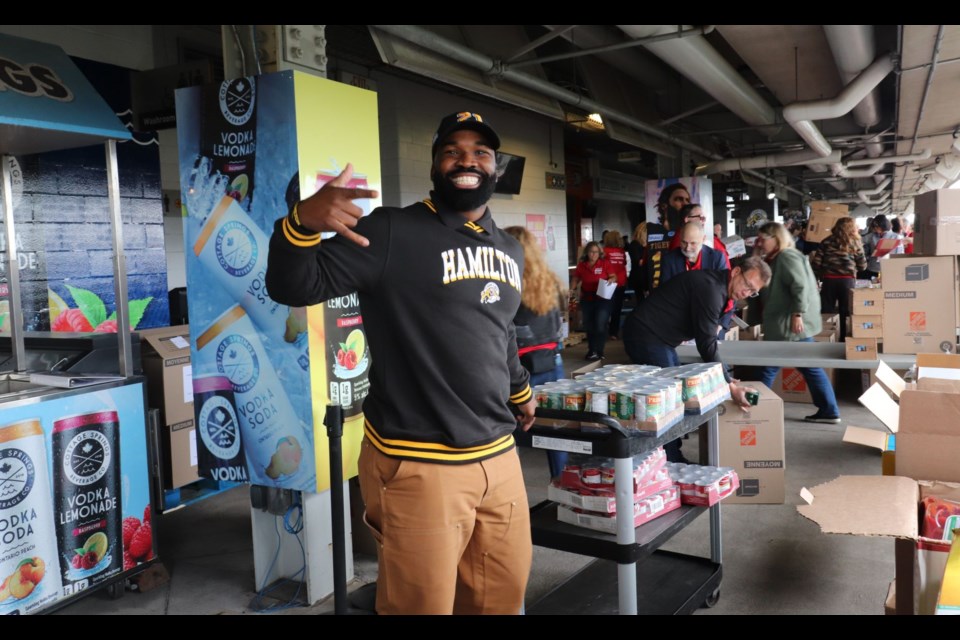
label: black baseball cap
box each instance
[431,111,501,157]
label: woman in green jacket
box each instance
[751,222,841,423]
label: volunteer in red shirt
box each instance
[571,241,614,361]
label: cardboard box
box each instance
[914,189,960,256]
[803,360,960,614]
[851,315,883,338]
[813,331,836,343]
[936,537,960,615]
[846,337,878,360]
[718,382,785,504]
[881,256,959,355]
[771,367,836,404]
[806,202,850,243]
[723,325,739,341]
[140,325,198,489]
[821,313,840,330]
[850,288,884,316]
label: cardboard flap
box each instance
[859,383,900,433]
[797,476,918,539]
[898,391,960,483]
[917,353,960,381]
[875,361,907,399]
[843,425,891,451]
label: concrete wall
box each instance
[371,71,570,280]
[0,26,154,70]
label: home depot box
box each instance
[771,367,836,404]
[739,325,762,341]
[802,364,960,614]
[140,325,198,489]
[914,189,960,256]
[851,315,883,338]
[806,202,849,243]
[881,256,959,354]
[723,325,740,341]
[850,288,884,315]
[821,313,840,330]
[717,382,784,504]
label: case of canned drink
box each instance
[668,463,740,507]
[556,485,682,533]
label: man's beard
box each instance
[431,168,497,212]
[682,248,699,262]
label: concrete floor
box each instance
[55,337,895,615]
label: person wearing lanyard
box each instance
[662,223,732,337]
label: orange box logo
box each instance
[740,426,757,446]
[782,368,807,392]
[909,312,926,331]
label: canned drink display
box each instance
[52,412,123,589]
[196,305,316,488]
[0,421,63,614]
[193,375,249,483]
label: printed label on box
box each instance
[183,364,193,403]
[740,426,757,446]
[189,428,198,466]
[532,435,593,454]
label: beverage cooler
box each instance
[0,34,153,613]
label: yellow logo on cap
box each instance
[456,112,482,123]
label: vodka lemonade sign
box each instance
[0,383,151,615]
[177,71,380,491]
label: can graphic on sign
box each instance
[0,420,63,614]
[193,375,248,484]
[194,196,308,366]
[52,412,122,589]
[197,305,316,489]
[202,77,257,209]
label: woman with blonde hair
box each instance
[571,241,614,361]
[627,222,648,298]
[603,230,628,340]
[504,226,567,478]
[750,222,841,423]
[810,216,866,341]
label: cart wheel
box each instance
[701,589,720,608]
[106,580,125,600]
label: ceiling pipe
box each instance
[858,177,892,201]
[617,25,777,127]
[782,53,897,157]
[695,149,841,175]
[373,25,807,197]
[823,26,883,138]
[846,149,931,167]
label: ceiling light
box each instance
[587,113,603,126]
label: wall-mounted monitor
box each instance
[495,152,525,195]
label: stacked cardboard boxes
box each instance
[881,256,959,355]
[802,355,960,614]
[140,326,198,490]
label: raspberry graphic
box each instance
[122,516,141,548]
[81,550,98,570]
[123,551,135,571]
[93,319,118,333]
[52,309,93,333]
[71,554,83,570]
[143,505,151,524]
[129,522,152,560]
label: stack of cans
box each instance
[667,463,738,506]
